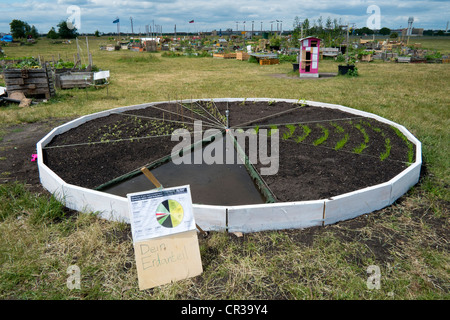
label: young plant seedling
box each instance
[267,125,278,137]
[334,133,349,151]
[391,126,414,164]
[352,123,369,154]
[282,124,296,140]
[313,124,329,146]
[295,124,311,143]
[380,138,391,161]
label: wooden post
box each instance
[76,37,81,64]
[86,36,93,67]
[85,36,89,55]
[140,167,162,189]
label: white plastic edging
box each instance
[61,183,130,222]
[227,200,324,233]
[191,204,227,231]
[37,98,422,233]
[323,182,392,226]
[389,162,421,204]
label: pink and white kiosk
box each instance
[299,37,321,78]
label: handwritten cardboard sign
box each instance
[133,229,203,290]
[127,185,202,290]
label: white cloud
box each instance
[0,0,448,34]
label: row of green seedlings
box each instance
[163,102,211,124]
[201,100,227,125]
[240,98,307,107]
[391,125,415,164]
[362,120,413,163]
[254,120,405,162]
[87,117,189,144]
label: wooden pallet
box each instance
[259,58,279,65]
[213,53,236,59]
[3,64,55,99]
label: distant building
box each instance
[401,28,424,37]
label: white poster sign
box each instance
[127,185,195,243]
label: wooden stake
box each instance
[140,167,162,188]
[140,167,208,237]
[322,202,326,227]
[76,37,81,65]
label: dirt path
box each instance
[0,118,71,194]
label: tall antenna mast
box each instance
[406,17,414,44]
[130,17,134,35]
[407,17,414,36]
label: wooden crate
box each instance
[3,65,55,99]
[259,58,279,65]
[360,54,373,62]
[236,52,250,61]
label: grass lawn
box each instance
[0,36,448,300]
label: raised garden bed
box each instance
[54,71,93,89]
[213,53,236,59]
[37,98,421,233]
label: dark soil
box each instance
[41,101,415,203]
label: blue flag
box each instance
[113,18,119,24]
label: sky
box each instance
[0,0,449,35]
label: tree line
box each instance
[8,19,78,40]
[292,16,400,46]
[9,20,39,39]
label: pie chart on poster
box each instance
[155,199,184,228]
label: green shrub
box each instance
[248,56,258,63]
[278,54,297,63]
